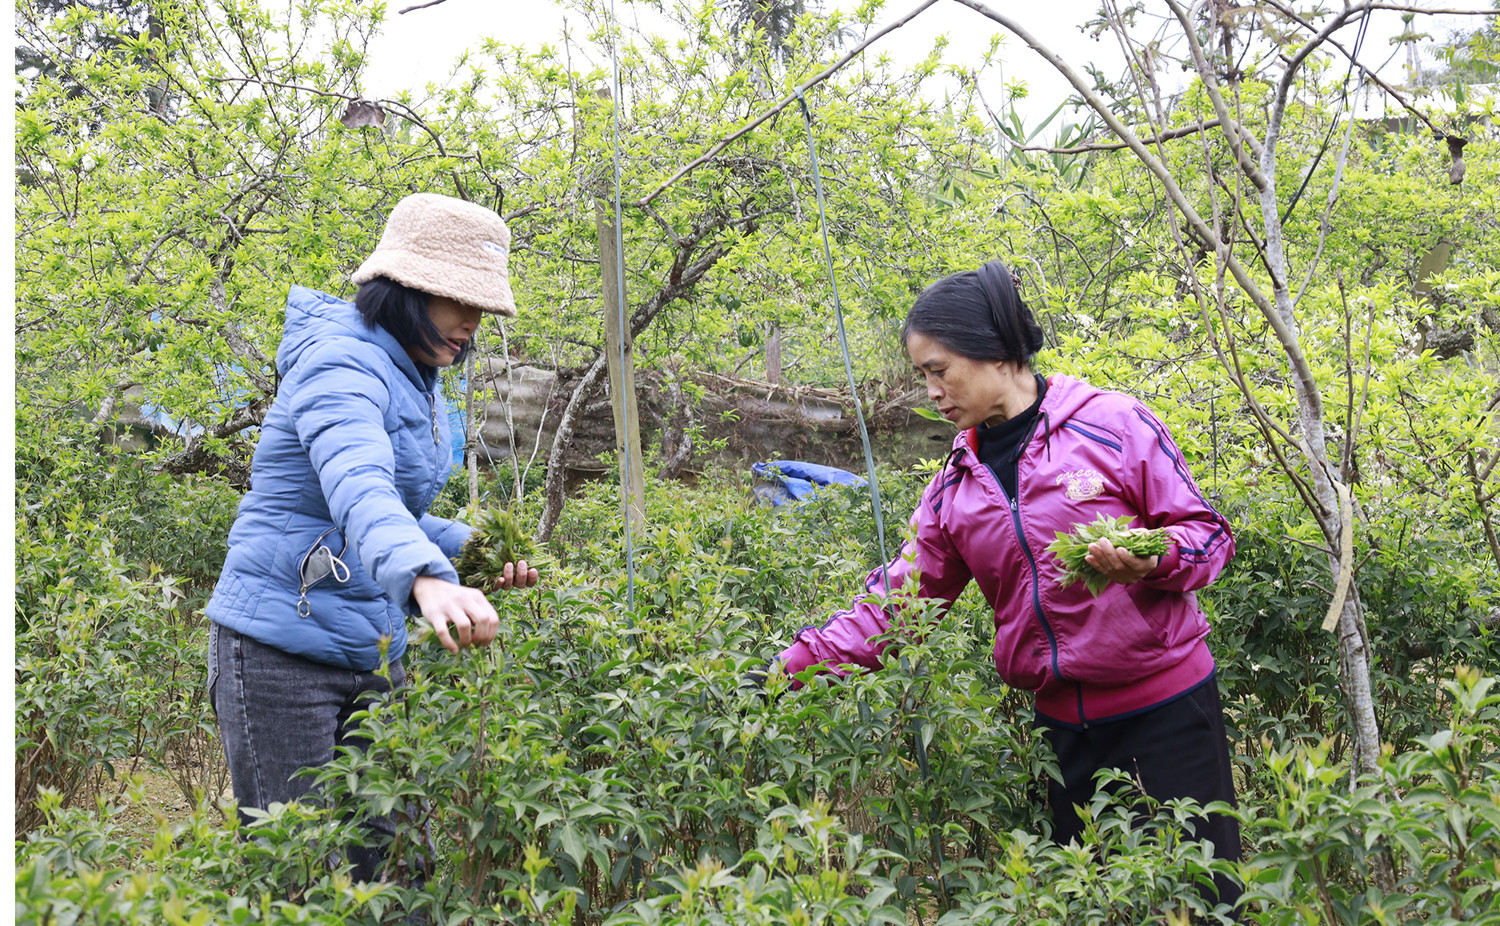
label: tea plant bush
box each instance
[14,413,238,830]
[321,469,1055,920]
[1241,667,1500,925]
[16,461,1500,923]
[548,462,929,630]
[20,611,1500,924]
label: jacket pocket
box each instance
[992,621,1050,692]
[1124,585,1172,642]
[1054,590,1173,686]
[296,527,351,618]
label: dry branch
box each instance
[636,0,940,207]
[1022,120,1223,154]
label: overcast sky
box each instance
[362,0,1493,136]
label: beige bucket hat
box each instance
[352,193,516,316]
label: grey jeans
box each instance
[209,622,406,882]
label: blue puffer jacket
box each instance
[206,286,470,669]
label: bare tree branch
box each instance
[127,228,186,285]
[1022,119,1223,154]
[637,0,940,207]
[154,396,273,484]
[952,0,1324,436]
[1164,0,1267,191]
[1258,0,1444,138]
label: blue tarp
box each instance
[752,460,866,506]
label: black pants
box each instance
[210,623,406,883]
[1040,678,1241,908]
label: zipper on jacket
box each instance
[1010,412,1089,727]
[424,390,447,515]
[1006,482,1089,729]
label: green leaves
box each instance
[1045,514,1170,597]
[453,505,543,588]
[14,0,1500,922]
[1242,667,1500,925]
[16,448,1500,923]
[16,108,50,146]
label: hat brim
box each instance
[352,250,516,317]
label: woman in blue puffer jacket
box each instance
[205,193,538,881]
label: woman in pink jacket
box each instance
[774,260,1240,901]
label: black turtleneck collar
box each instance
[975,373,1047,499]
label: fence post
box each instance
[596,199,646,533]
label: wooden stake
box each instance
[597,202,646,533]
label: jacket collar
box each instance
[950,373,1088,470]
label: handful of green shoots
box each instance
[1046,514,1170,597]
[453,507,543,590]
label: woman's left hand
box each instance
[489,559,540,593]
[1085,538,1159,586]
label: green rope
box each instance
[794,87,951,913]
[793,88,891,573]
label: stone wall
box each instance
[462,361,955,477]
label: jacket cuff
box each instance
[777,638,820,688]
[396,553,463,615]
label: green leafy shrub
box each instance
[1208,509,1500,788]
[15,462,1500,924]
[14,414,234,832]
[548,460,928,632]
[14,513,216,832]
[302,560,1048,920]
[936,781,1242,925]
[1242,666,1500,925]
[17,788,399,925]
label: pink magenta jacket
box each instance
[777,374,1236,727]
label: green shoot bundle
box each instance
[454,507,541,589]
[1046,514,1169,597]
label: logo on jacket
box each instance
[1057,468,1106,501]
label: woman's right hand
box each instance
[412,575,499,654]
[489,559,540,592]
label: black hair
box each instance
[354,276,472,367]
[902,260,1045,365]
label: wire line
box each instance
[606,0,637,615]
[794,87,951,911]
[793,88,891,573]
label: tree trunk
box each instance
[1257,100,1384,778]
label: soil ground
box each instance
[114,759,229,842]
